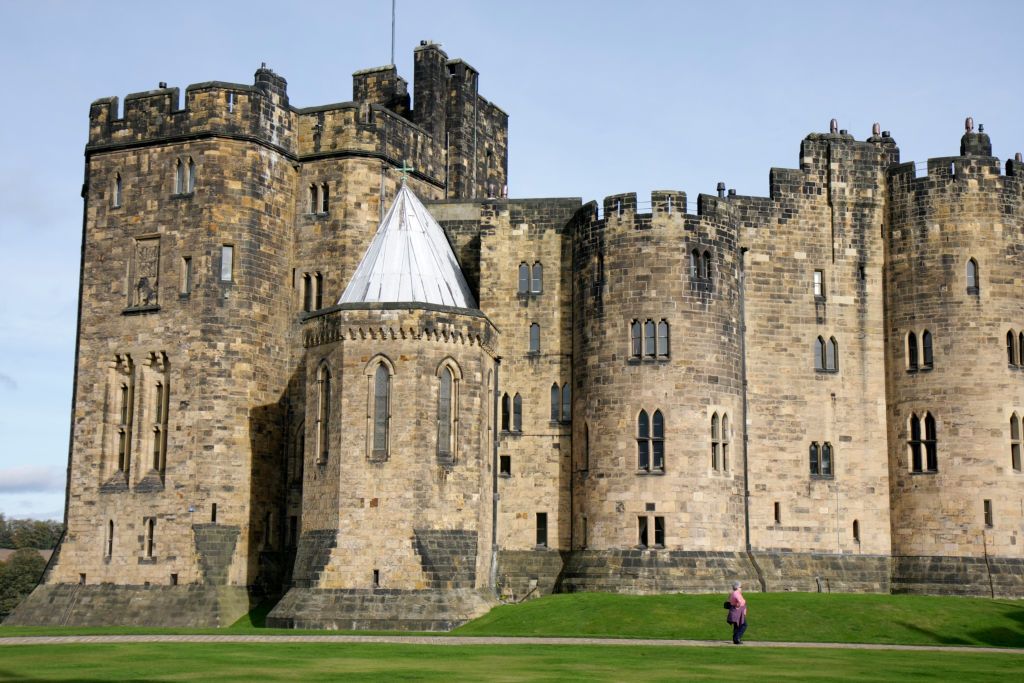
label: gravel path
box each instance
[1,634,1022,654]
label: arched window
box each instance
[316,363,331,463]
[827,337,838,372]
[314,272,323,310]
[711,413,720,470]
[690,249,700,278]
[308,184,319,214]
[106,520,114,558]
[644,320,656,357]
[652,410,664,470]
[809,441,820,475]
[550,383,560,422]
[372,363,390,459]
[821,442,834,477]
[512,393,522,432]
[151,379,168,474]
[1008,330,1017,366]
[175,159,185,194]
[187,157,196,193]
[303,273,313,312]
[1019,333,1023,366]
[518,263,529,294]
[922,330,933,369]
[637,410,650,470]
[532,262,543,294]
[657,320,669,357]
[437,366,454,461]
[529,323,540,353]
[853,519,861,543]
[814,336,826,371]
[907,332,918,371]
[113,173,122,207]
[721,415,730,471]
[1011,414,1021,471]
[966,258,979,293]
[630,320,642,358]
[924,413,937,471]
[703,251,712,281]
[320,182,329,212]
[561,383,571,423]
[908,413,923,472]
[501,393,511,431]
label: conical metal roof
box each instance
[339,182,477,309]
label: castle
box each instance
[8,42,1024,630]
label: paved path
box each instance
[1,634,1022,654]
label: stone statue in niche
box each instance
[133,238,160,307]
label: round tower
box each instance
[566,191,750,592]
[885,124,1024,595]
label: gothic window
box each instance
[518,263,529,294]
[644,320,656,357]
[966,258,979,294]
[922,330,933,369]
[909,412,938,473]
[316,363,331,463]
[924,413,937,471]
[909,413,923,472]
[1019,333,1023,366]
[637,410,650,471]
[187,157,196,193]
[631,320,642,358]
[638,516,649,548]
[180,256,192,296]
[529,323,540,354]
[151,374,169,475]
[810,441,820,475]
[907,332,918,371]
[550,383,560,422]
[501,393,511,431]
[815,336,826,371]
[1011,414,1022,472]
[175,159,185,194]
[821,442,834,477]
[320,183,329,212]
[703,251,712,281]
[657,320,669,357]
[654,516,665,547]
[220,245,233,282]
[561,383,571,423]
[372,363,391,459]
[314,272,323,310]
[303,274,313,312]
[512,393,523,432]
[308,184,319,214]
[721,414,730,471]
[1008,330,1017,366]
[437,364,458,462]
[826,337,838,372]
[144,517,156,558]
[690,249,700,278]
[532,262,543,294]
[115,355,135,476]
[813,269,824,298]
[113,173,122,207]
[711,413,721,471]
[652,410,664,471]
[105,520,114,558]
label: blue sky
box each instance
[2,0,1023,520]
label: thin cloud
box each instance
[0,465,65,493]
[0,372,17,391]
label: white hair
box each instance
[732,581,742,590]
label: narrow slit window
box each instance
[809,441,820,476]
[303,273,312,311]
[175,159,184,194]
[690,249,699,279]
[180,256,192,295]
[651,410,664,471]
[657,320,669,357]
[309,184,318,214]
[813,269,824,297]
[314,272,323,310]
[561,383,571,423]
[984,499,993,528]
[637,410,650,471]
[922,330,933,369]
[512,393,522,432]
[909,413,923,472]
[518,263,529,294]
[703,251,712,281]
[644,320,656,358]
[827,337,838,372]
[721,415,730,471]
[711,413,721,471]
[550,383,560,422]
[145,518,156,558]
[437,366,454,460]
[372,364,390,458]
[531,262,543,294]
[1008,330,1017,366]
[113,173,122,207]
[815,337,826,371]
[536,512,548,547]
[966,258,979,293]
[821,442,833,477]
[654,516,665,547]
[907,332,918,370]
[317,364,331,463]
[853,519,861,543]
[774,502,781,525]
[105,520,114,558]
[638,516,649,548]
[1011,414,1021,472]
[187,157,195,193]
[501,393,510,431]
[320,183,329,212]
[924,413,938,472]
[227,92,235,113]
[631,320,642,358]
[529,323,540,354]
[220,245,233,282]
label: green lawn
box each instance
[2,592,1023,649]
[0,643,1021,682]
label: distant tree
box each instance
[6,519,63,550]
[0,548,47,621]
[0,514,11,548]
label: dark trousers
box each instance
[732,620,747,643]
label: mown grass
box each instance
[454,592,1024,647]
[0,642,1021,682]
[2,592,1023,649]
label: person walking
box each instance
[727,580,748,644]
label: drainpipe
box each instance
[490,356,501,594]
[739,246,766,592]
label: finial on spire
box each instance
[830,118,838,134]
[965,116,974,133]
[396,160,414,184]
[872,122,881,136]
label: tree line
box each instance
[0,514,64,550]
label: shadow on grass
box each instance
[898,620,1024,648]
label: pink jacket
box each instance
[728,590,747,624]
